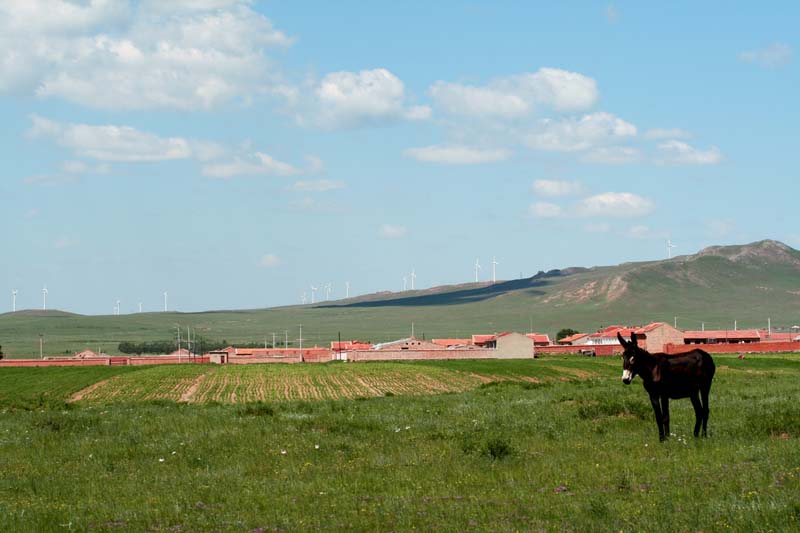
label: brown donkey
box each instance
[618,332,715,441]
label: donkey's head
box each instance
[617,332,643,385]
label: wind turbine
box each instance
[138,302,142,313]
[491,256,499,283]
[163,291,168,312]
[310,285,318,304]
[410,269,416,290]
[12,289,17,313]
[402,276,407,291]
[42,286,48,311]
[667,239,677,259]
[345,281,350,298]
[325,282,332,301]
[474,258,482,283]
[115,300,121,316]
[301,291,307,305]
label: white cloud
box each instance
[529,202,563,218]
[532,179,583,197]
[404,145,511,165]
[429,82,530,119]
[739,43,792,68]
[525,112,637,152]
[429,67,598,118]
[582,146,640,164]
[578,192,655,218]
[202,153,302,178]
[288,179,345,193]
[29,115,193,161]
[0,1,292,109]
[379,224,407,239]
[656,140,722,165]
[304,69,431,128]
[644,128,692,140]
[259,254,281,268]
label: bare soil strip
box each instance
[180,370,215,403]
[69,376,117,402]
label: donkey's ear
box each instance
[630,334,638,347]
[616,332,627,347]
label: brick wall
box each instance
[536,344,622,356]
[0,358,109,367]
[228,355,303,364]
[665,341,800,355]
[347,348,523,362]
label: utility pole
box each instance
[298,325,304,353]
[411,322,415,338]
[272,332,277,349]
[177,326,181,363]
[284,331,288,349]
[39,334,43,359]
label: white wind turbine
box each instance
[474,258,482,283]
[42,286,48,311]
[163,291,168,312]
[301,291,307,305]
[410,269,416,290]
[345,281,350,298]
[402,275,407,291]
[310,285,318,304]
[667,239,677,259]
[325,282,332,301]
[491,256,499,283]
[115,300,121,316]
[12,289,17,313]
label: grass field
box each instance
[1,355,799,530]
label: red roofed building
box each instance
[431,338,472,348]
[331,340,374,351]
[74,349,101,358]
[684,330,760,344]
[471,334,497,347]
[585,322,683,352]
[558,333,589,345]
[525,333,552,346]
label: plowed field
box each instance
[70,360,599,404]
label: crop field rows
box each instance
[69,360,603,404]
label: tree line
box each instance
[118,338,286,355]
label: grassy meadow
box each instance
[1,355,799,531]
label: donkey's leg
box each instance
[700,385,711,437]
[650,395,665,441]
[660,396,670,436]
[690,393,702,437]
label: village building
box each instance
[495,332,536,358]
[558,333,589,345]
[683,330,761,344]
[526,333,552,346]
[431,338,472,348]
[371,337,445,351]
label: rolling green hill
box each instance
[2,239,799,357]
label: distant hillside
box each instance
[1,240,799,357]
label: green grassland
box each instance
[2,240,799,357]
[1,355,799,530]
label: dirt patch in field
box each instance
[548,366,597,379]
[180,370,215,402]
[69,376,118,403]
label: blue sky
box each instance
[2,1,798,314]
